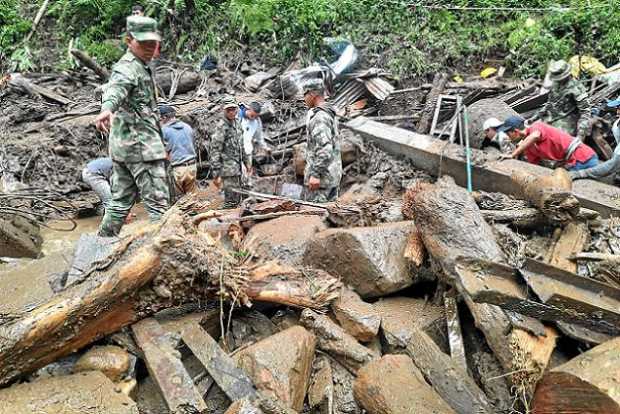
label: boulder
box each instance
[374,297,448,353]
[0,214,42,258]
[332,288,381,342]
[0,371,138,414]
[303,222,416,298]
[74,345,131,382]
[465,98,519,149]
[243,215,327,266]
[353,355,456,414]
[233,326,316,412]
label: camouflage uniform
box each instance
[210,115,249,208]
[305,103,342,202]
[538,78,591,140]
[98,17,169,237]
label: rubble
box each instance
[73,345,131,382]
[331,288,381,342]
[353,354,456,414]
[303,221,418,298]
[0,214,42,258]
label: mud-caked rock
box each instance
[74,345,131,382]
[303,222,416,298]
[233,326,316,412]
[332,288,381,342]
[243,215,327,266]
[353,355,456,414]
[0,214,42,258]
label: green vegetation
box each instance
[1,0,619,80]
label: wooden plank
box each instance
[454,258,620,335]
[544,222,590,274]
[345,117,620,217]
[181,322,258,402]
[443,293,468,373]
[403,329,494,414]
[132,318,207,414]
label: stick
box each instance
[223,210,327,223]
[70,49,110,80]
[24,0,50,42]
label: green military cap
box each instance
[302,80,325,95]
[221,96,238,109]
[548,60,571,82]
[126,15,161,42]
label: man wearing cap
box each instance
[239,101,270,168]
[160,105,198,195]
[303,82,342,202]
[571,98,620,182]
[94,15,169,236]
[482,117,513,152]
[210,96,250,208]
[535,60,592,140]
[499,116,598,171]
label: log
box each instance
[132,318,207,413]
[0,206,341,386]
[404,176,550,395]
[299,309,379,374]
[155,70,202,96]
[24,0,50,42]
[8,73,72,105]
[532,337,620,414]
[70,48,110,80]
[512,168,580,224]
[481,208,545,228]
[418,72,448,134]
[544,222,590,274]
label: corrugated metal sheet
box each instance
[333,73,395,113]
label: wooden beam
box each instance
[132,318,207,414]
[443,293,468,373]
[181,322,258,402]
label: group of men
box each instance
[87,14,343,237]
[483,59,620,181]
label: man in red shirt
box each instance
[498,116,598,171]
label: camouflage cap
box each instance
[221,96,238,109]
[126,15,161,42]
[548,60,571,82]
[302,80,325,95]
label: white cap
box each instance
[483,117,503,131]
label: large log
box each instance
[0,206,341,386]
[404,177,554,396]
[532,337,620,413]
[512,168,579,224]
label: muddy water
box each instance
[0,206,148,315]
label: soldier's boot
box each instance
[222,176,242,208]
[98,214,124,237]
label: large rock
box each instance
[303,222,416,298]
[74,345,131,382]
[374,297,448,353]
[233,326,316,411]
[466,98,519,149]
[353,355,456,414]
[243,215,327,266]
[332,288,381,342]
[0,371,138,414]
[0,214,42,258]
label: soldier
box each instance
[94,16,170,237]
[303,82,342,202]
[535,60,591,140]
[210,96,250,208]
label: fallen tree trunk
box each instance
[404,177,555,395]
[0,206,341,386]
[532,337,620,413]
[70,49,110,80]
[512,168,579,224]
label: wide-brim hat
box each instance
[221,96,238,110]
[548,60,571,82]
[302,80,325,95]
[126,15,161,42]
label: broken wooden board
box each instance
[443,293,468,373]
[454,258,620,335]
[346,117,620,217]
[132,318,207,414]
[404,329,494,414]
[544,222,590,274]
[181,322,258,402]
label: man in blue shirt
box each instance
[160,105,198,194]
[82,157,113,215]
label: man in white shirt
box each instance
[239,101,270,168]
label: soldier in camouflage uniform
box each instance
[536,60,592,140]
[303,83,342,202]
[94,16,170,237]
[210,96,250,208]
